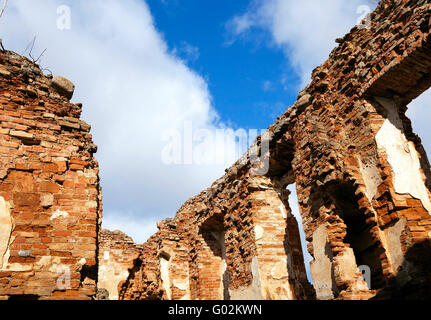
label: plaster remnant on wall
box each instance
[50,209,69,220]
[0,196,12,269]
[35,256,51,269]
[173,278,188,291]
[41,194,54,208]
[333,249,368,291]
[375,97,431,214]
[229,256,262,300]
[254,225,264,241]
[99,261,131,300]
[270,257,289,280]
[160,255,172,300]
[382,218,406,275]
[48,257,67,273]
[358,157,382,202]
[310,225,336,300]
[279,203,287,219]
[85,201,98,209]
[104,251,110,261]
[5,264,32,272]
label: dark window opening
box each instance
[329,182,386,290]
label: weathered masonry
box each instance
[0,50,102,300]
[119,176,314,300]
[0,0,431,301]
[119,0,431,300]
[97,229,142,300]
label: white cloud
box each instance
[172,41,200,63]
[102,212,159,244]
[0,0,231,242]
[262,80,272,92]
[226,14,254,38]
[227,0,376,86]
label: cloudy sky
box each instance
[0,0,430,282]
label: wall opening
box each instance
[328,182,386,290]
[286,183,313,285]
[198,214,229,300]
[405,87,431,191]
[159,251,172,300]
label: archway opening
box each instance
[197,214,229,300]
[286,183,313,285]
[328,182,386,290]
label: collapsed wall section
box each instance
[0,50,102,300]
[118,234,163,300]
[97,229,142,300]
[119,161,314,300]
[118,0,431,301]
[267,0,431,300]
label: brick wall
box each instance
[2,0,431,301]
[119,170,314,300]
[97,229,142,300]
[119,0,431,300]
[0,50,101,300]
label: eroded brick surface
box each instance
[119,174,314,300]
[97,229,142,300]
[2,0,431,301]
[0,50,101,300]
[118,0,431,300]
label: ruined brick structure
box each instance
[97,229,142,300]
[118,233,164,300]
[0,50,102,300]
[119,175,314,300]
[1,0,431,301]
[119,0,431,300]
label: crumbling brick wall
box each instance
[119,168,314,300]
[119,0,431,300]
[0,50,102,300]
[97,229,142,300]
[118,234,163,300]
[279,0,431,300]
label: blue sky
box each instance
[1,0,430,284]
[146,0,297,132]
